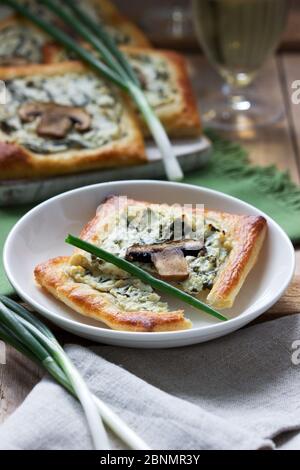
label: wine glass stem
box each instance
[222,83,251,111]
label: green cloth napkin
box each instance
[0,204,34,296]
[1,132,300,296]
[184,132,300,243]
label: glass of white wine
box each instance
[192,0,289,130]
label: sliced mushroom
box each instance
[18,102,91,139]
[38,112,73,139]
[151,249,189,281]
[125,239,205,263]
[19,102,47,122]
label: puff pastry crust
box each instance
[34,196,267,332]
[34,256,191,332]
[0,15,49,71]
[123,47,202,138]
[70,196,267,309]
[204,209,267,308]
[82,0,151,47]
[0,62,146,180]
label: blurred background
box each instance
[114,0,300,51]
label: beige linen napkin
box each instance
[1,314,300,450]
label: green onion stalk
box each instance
[3,0,183,181]
[0,296,150,450]
[64,0,140,86]
[66,235,228,322]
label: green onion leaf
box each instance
[0,297,150,450]
[65,234,228,322]
[40,0,130,82]
[2,0,126,88]
[0,298,108,450]
[0,295,55,339]
[62,0,140,86]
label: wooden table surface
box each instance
[1,53,300,424]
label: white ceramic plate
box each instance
[0,136,211,206]
[3,181,295,348]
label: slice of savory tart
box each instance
[0,52,201,179]
[34,196,267,332]
[0,62,146,179]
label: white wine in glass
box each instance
[192,0,289,130]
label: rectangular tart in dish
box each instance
[35,196,267,332]
[0,62,146,179]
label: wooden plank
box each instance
[263,275,300,317]
[296,252,300,276]
[114,0,300,51]
[281,0,300,51]
[279,54,300,275]
[281,54,300,176]
[255,275,300,323]
[0,346,43,424]
[187,55,300,180]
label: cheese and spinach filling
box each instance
[53,50,177,110]
[105,26,131,46]
[69,265,168,313]
[68,206,231,312]
[0,22,130,67]
[0,73,124,154]
[128,53,177,109]
[0,24,45,65]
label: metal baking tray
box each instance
[0,136,212,206]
